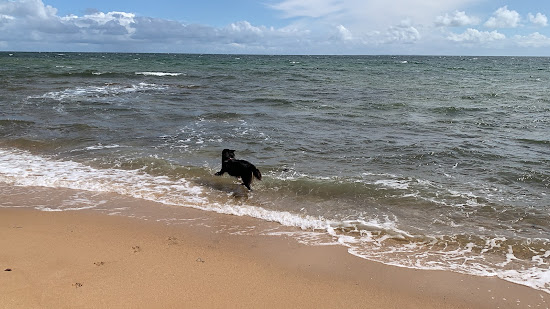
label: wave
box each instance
[0,148,330,230]
[83,144,126,151]
[0,119,35,135]
[0,119,35,126]
[46,70,131,78]
[44,68,183,78]
[135,72,184,77]
[0,148,549,294]
[27,83,168,101]
[0,148,206,206]
[430,106,489,115]
[248,97,294,106]
[0,148,429,236]
[517,138,550,145]
[0,148,423,240]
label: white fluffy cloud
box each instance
[514,32,550,48]
[484,6,520,28]
[435,11,479,27]
[528,13,548,27]
[439,6,550,53]
[448,28,505,43]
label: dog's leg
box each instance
[215,168,225,176]
[241,172,252,190]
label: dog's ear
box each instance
[229,149,235,153]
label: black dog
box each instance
[215,149,262,190]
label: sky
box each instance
[1,0,550,55]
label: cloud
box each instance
[0,0,76,35]
[61,11,137,37]
[435,11,479,27]
[270,0,484,47]
[447,28,505,43]
[514,32,550,48]
[385,20,421,44]
[528,13,548,27]
[0,13,15,21]
[270,0,481,30]
[81,11,136,34]
[269,0,343,18]
[336,24,353,41]
[484,6,520,28]
[0,0,57,20]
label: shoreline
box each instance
[1,204,547,308]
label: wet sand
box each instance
[0,207,547,309]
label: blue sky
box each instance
[1,0,550,55]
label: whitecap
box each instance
[135,72,183,77]
[374,179,410,190]
[84,144,125,151]
[28,83,167,101]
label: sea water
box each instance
[1,52,549,293]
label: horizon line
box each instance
[3,50,550,58]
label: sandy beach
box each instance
[0,205,547,309]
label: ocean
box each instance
[1,52,549,293]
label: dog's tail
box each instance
[253,168,262,181]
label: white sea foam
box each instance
[0,148,205,207]
[36,205,98,212]
[264,231,338,246]
[374,179,410,190]
[345,236,550,294]
[135,72,183,77]
[28,83,167,101]
[84,144,125,151]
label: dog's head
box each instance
[221,149,236,161]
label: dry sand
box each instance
[0,207,547,309]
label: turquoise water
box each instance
[1,52,549,293]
